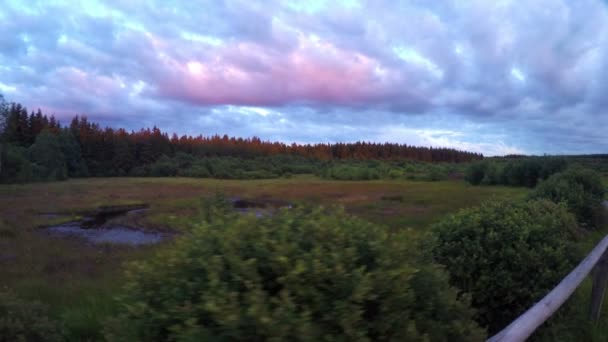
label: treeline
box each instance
[315,160,464,181]
[464,157,569,187]
[132,154,320,179]
[0,96,482,183]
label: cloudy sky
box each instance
[1,0,608,156]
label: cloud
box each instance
[1,0,608,155]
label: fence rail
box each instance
[488,233,608,341]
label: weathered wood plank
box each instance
[488,234,608,342]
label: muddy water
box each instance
[47,223,164,245]
[44,199,296,245]
[44,204,165,246]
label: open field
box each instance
[3,176,608,340]
[0,176,527,339]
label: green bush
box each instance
[149,155,178,177]
[530,167,606,229]
[0,291,63,341]
[387,169,403,179]
[464,162,487,185]
[465,158,568,187]
[107,207,484,341]
[430,199,579,333]
[0,144,33,183]
[179,163,211,178]
[324,164,382,180]
[426,167,447,182]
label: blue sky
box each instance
[1,0,608,156]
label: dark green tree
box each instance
[28,129,67,181]
[58,129,88,177]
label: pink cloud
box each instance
[150,35,398,107]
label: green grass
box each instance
[5,176,607,340]
[0,176,528,340]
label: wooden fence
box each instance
[488,207,608,341]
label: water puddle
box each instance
[47,223,164,245]
[43,204,165,246]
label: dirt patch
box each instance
[399,205,433,215]
[381,195,404,202]
[81,204,149,228]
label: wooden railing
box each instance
[487,234,608,341]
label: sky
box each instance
[1,0,608,156]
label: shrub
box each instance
[149,155,178,177]
[530,167,606,229]
[0,291,63,341]
[480,163,503,185]
[0,145,33,183]
[430,199,579,333]
[465,158,568,187]
[128,165,149,177]
[426,167,447,182]
[387,169,403,179]
[464,162,487,185]
[179,164,211,178]
[325,164,381,181]
[107,207,484,341]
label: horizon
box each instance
[2,1,608,156]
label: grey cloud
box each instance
[1,0,608,155]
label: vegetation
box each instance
[0,177,525,340]
[316,160,463,181]
[531,167,606,229]
[107,206,484,341]
[465,157,568,187]
[430,199,579,333]
[130,153,321,179]
[0,291,63,341]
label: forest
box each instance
[0,96,481,184]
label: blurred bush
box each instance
[107,207,484,341]
[0,291,63,341]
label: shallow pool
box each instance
[47,223,164,245]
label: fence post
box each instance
[590,251,608,322]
